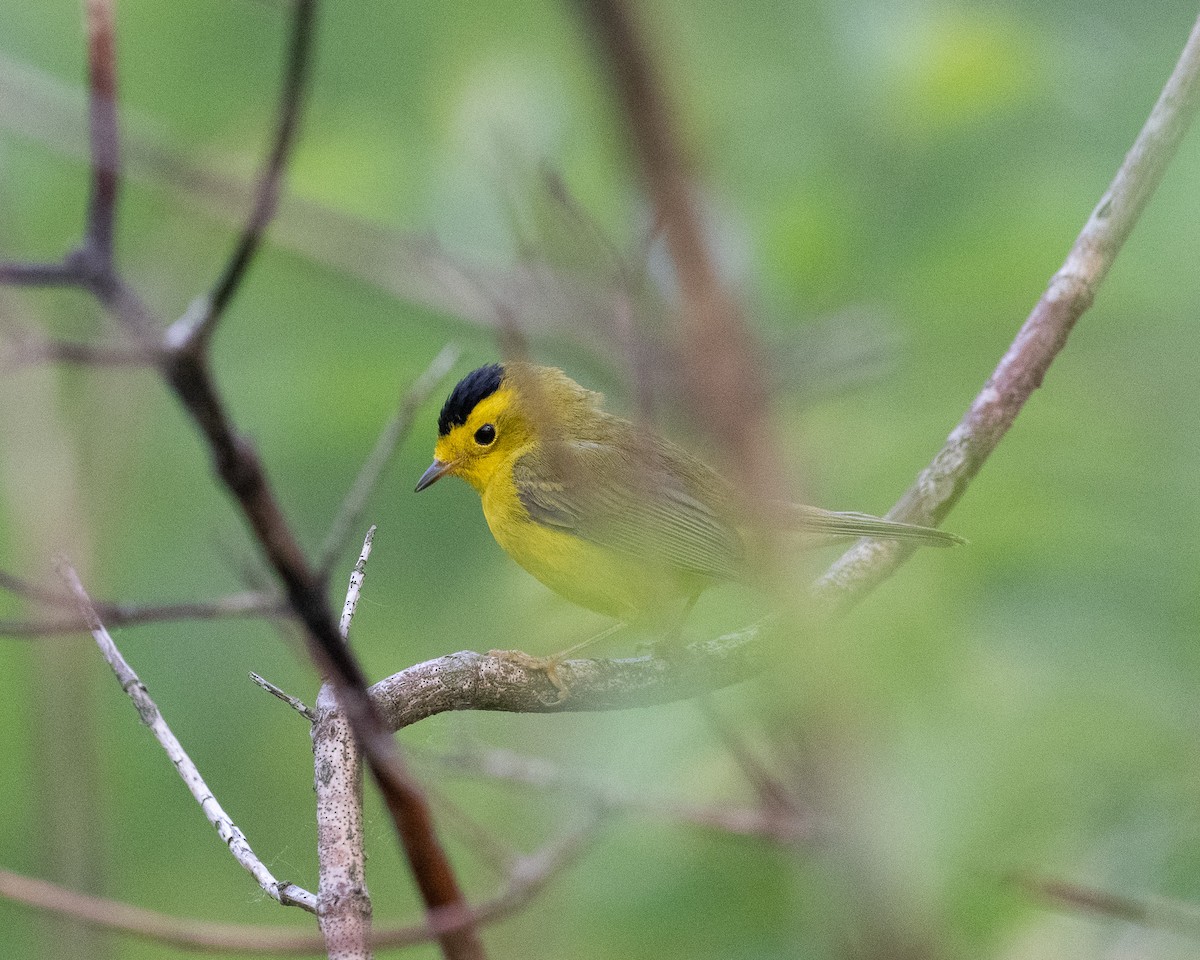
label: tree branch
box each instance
[571,0,777,494]
[0,818,597,954]
[0,580,281,638]
[57,561,318,913]
[812,11,1200,613]
[370,625,765,728]
[369,11,1200,726]
[80,0,120,280]
[313,529,375,960]
[316,345,460,579]
[1018,873,1200,938]
[171,0,316,348]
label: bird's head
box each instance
[414,361,603,494]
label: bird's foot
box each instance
[488,649,571,705]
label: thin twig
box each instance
[0,582,281,639]
[170,0,317,348]
[56,560,318,914]
[0,818,597,954]
[812,11,1200,613]
[250,672,316,721]
[317,346,459,578]
[313,527,376,960]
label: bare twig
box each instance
[174,0,317,347]
[317,346,460,578]
[250,672,316,721]
[0,817,596,954]
[812,11,1200,612]
[313,528,375,960]
[57,560,318,914]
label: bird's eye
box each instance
[474,423,496,446]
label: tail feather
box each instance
[787,505,966,547]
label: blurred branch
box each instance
[0,0,483,951]
[571,0,777,492]
[425,745,809,842]
[316,345,460,579]
[0,260,82,287]
[695,695,800,819]
[1018,874,1200,939]
[313,528,375,960]
[812,10,1200,612]
[81,0,120,279]
[0,333,157,369]
[365,11,1200,738]
[0,576,281,638]
[0,817,598,954]
[57,561,318,914]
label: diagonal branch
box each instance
[171,0,317,348]
[812,10,1200,614]
[0,817,597,955]
[371,11,1200,725]
[57,561,317,913]
[1018,873,1200,938]
[316,345,460,579]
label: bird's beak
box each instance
[414,458,454,492]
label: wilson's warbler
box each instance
[416,362,962,636]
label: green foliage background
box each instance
[2,1,1199,958]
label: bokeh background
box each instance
[2,0,1200,957]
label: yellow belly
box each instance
[480,466,710,623]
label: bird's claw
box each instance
[488,648,571,705]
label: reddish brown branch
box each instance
[572,0,776,492]
[159,348,484,958]
[81,0,120,277]
[146,2,482,951]
[0,0,483,951]
[188,0,317,345]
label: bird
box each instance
[415,361,963,682]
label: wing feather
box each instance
[512,437,744,580]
